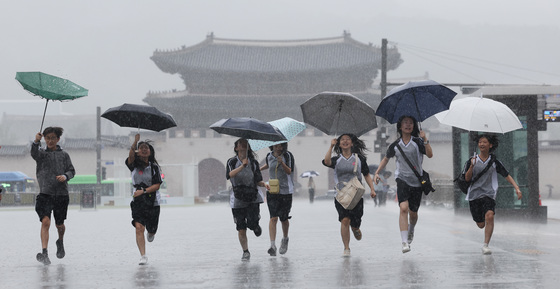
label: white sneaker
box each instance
[402,242,411,253]
[343,249,351,257]
[407,231,414,244]
[147,233,155,243]
[139,255,148,265]
[279,237,289,255]
[482,245,492,255]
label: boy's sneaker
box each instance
[407,231,414,244]
[402,242,411,253]
[147,233,155,243]
[241,251,251,261]
[352,228,362,241]
[482,245,492,255]
[253,225,262,237]
[279,237,289,255]
[139,255,148,265]
[56,239,65,259]
[36,252,51,265]
[343,249,351,257]
[268,246,277,256]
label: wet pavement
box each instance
[1,198,559,288]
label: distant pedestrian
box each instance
[126,134,163,265]
[323,133,376,257]
[226,139,268,261]
[463,134,522,255]
[374,116,433,254]
[31,127,76,265]
[373,171,389,206]
[308,177,316,203]
[260,143,295,256]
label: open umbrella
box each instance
[15,71,88,132]
[247,117,306,151]
[300,92,377,136]
[209,117,287,141]
[434,96,522,133]
[101,103,177,132]
[300,171,320,178]
[376,80,457,125]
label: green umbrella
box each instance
[15,71,88,132]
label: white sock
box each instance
[401,231,408,243]
[271,241,276,248]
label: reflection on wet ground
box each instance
[1,199,559,288]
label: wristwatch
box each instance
[423,140,430,145]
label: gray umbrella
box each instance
[300,92,377,136]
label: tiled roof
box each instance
[151,33,402,74]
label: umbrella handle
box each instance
[39,99,49,133]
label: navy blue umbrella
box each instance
[210,117,287,141]
[376,80,457,124]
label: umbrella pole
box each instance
[412,90,423,131]
[39,99,49,133]
[335,99,344,136]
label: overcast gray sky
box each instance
[1,0,559,117]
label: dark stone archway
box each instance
[198,158,226,198]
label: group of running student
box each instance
[226,139,294,261]
[30,115,522,265]
[322,115,521,257]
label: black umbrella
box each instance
[376,80,457,125]
[300,92,377,136]
[101,103,177,132]
[209,117,287,141]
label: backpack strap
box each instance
[396,144,423,184]
[470,155,495,184]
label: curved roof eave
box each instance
[151,33,401,74]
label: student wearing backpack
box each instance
[226,139,269,261]
[463,134,522,255]
[260,143,295,257]
[374,116,432,254]
[126,134,163,265]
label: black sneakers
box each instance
[36,252,51,265]
[56,239,65,259]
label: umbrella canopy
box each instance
[248,117,306,151]
[15,71,88,132]
[101,103,177,132]
[435,96,522,133]
[209,117,287,141]
[300,171,320,178]
[15,72,88,101]
[376,80,457,124]
[300,92,377,136]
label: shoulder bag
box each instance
[454,156,494,194]
[268,160,280,194]
[396,144,435,195]
[335,154,366,210]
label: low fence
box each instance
[0,191,97,207]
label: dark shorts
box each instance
[396,178,423,212]
[35,194,69,226]
[232,203,260,231]
[469,196,496,223]
[267,192,292,222]
[130,198,161,234]
[334,198,364,228]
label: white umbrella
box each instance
[248,117,306,151]
[300,171,320,178]
[435,96,522,133]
